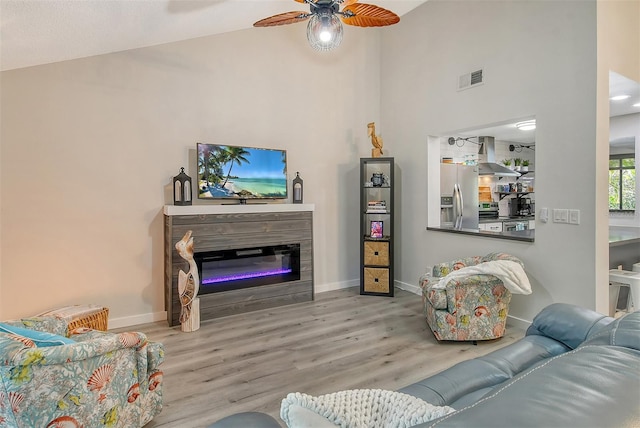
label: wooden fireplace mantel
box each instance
[164,203,315,216]
[163,204,315,326]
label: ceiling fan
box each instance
[253,0,400,51]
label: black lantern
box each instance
[173,167,192,206]
[293,172,303,204]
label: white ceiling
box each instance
[454,117,537,146]
[2,0,637,147]
[0,0,427,71]
[609,71,640,118]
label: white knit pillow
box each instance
[280,389,455,428]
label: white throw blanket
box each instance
[432,260,532,295]
[280,389,455,428]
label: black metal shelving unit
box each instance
[360,157,395,297]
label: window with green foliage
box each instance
[609,155,636,211]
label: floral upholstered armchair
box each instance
[0,316,164,428]
[419,252,525,342]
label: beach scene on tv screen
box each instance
[197,144,287,199]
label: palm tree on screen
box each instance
[221,147,250,188]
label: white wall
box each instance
[609,113,640,227]
[1,1,637,326]
[0,25,382,323]
[381,0,600,321]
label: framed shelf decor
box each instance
[370,220,384,238]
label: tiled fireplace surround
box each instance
[163,204,315,326]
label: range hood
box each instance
[477,136,521,177]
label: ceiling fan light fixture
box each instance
[306,11,343,51]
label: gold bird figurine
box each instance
[368,122,383,157]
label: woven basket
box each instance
[67,307,109,332]
[364,267,390,293]
[364,241,389,266]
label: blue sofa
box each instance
[211,303,640,427]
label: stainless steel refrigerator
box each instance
[440,164,479,230]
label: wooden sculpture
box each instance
[175,230,200,332]
[368,122,383,157]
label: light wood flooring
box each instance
[123,288,525,428]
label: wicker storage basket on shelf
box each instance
[38,305,109,332]
[363,267,390,293]
[364,241,389,266]
[67,307,109,331]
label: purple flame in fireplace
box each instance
[202,268,293,285]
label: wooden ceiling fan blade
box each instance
[253,11,310,27]
[293,0,359,6]
[341,3,400,27]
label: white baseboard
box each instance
[109,283,532,330]
[314,279,360,293]
[111,280,359,329]
[109,311,167,330]
[506,313,532,330]
[395,280,422,295]
[314,280,421,295]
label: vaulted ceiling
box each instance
[0,0,427,71]
[2,0,637,133]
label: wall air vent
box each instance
[457,69,484,91]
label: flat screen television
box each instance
[197,143,288,202]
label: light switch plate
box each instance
[553,209,568,223]
[569,209,580,225]
[540,208,549,223]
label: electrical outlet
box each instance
[569,209,580,225]
[553,209,568,223]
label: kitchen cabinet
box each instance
[360,157,394,296]
[480,222,503,232]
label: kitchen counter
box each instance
[609,226,640,246]
[427,226,534,242]
[609,226,640,271]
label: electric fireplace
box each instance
[195,244,301,294]
[165,206,314,326]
